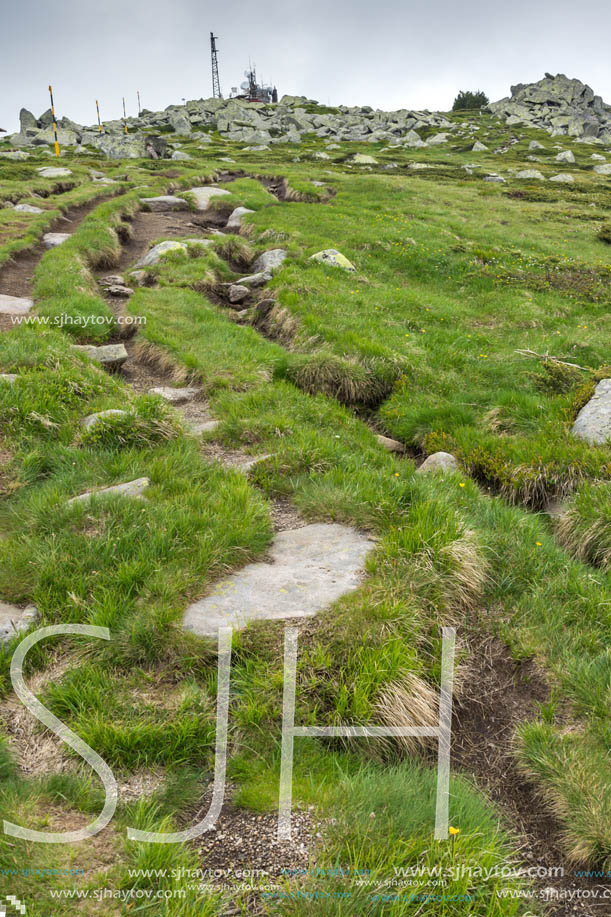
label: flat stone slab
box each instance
[149,386,198,404]
[572,379,611,444]
[0,295,33,316]
[0,602,37,642]
[0,374,18,383]
[187,187,231,210]
[66,477,150,506]
[14,203,44,214]
[183,523,374,635]
[71,343,128,370]
[36,167,72,178]
[141,195,190,212]
[43,232,71,248]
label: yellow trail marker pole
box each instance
[122,97,128,134]
[48,84,60,157]
[96,99,102,132]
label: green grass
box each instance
[1,114,611,913]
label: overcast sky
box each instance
[2,0,611,133]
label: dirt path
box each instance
[452,629,608,914]
[0,195,114,300]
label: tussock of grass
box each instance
[517,722,611,869]
[555,482,611,569]
[276,351,402,407]
[130,338,191,384]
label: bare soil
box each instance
[453,628,609,914]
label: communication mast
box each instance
[210,32,222,98]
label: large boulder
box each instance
[19,108,37,132]
[572,379,611,444]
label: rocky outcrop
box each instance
[487,73,611,142]
[7,95,457,157]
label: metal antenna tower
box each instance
[210,32,222,98]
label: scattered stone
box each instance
[0,602,37,642]
[310,249,356,271]
[81,409,128,430]
[236,271,271,288]
[129,270,148,285]
[149,386,198,404]
[99,274,125,287]
[571,379,611,444]
[594,163,611,174]
[417,451,459,473]
[483,174,506,183]
[187,186,231,210]
[555,150,576,163]
[71,343,128,370]
[226,207,255,231]
[351,153,378,164]
[66,477,150,506]
[134,240,187,268]
[106,285,134,297]
[549,173,575,183]
[529,140,545,150]
[251,249,287,273]
[472,141,488,151]
[515,169,546,180]
[43,232,71,248]
[591,153,606,161]
[0,374,18,383]
[228,284,250,304]
[376,434,405,452]
[14,203,44,213]
[183,523,374,634]
[141,195,190,212]
[427,132,450,145]
[0,150,30,160]
[171,150,191,161]
[36,166,72,178]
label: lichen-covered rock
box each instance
[549,173,574,183]
[148,386,198,404]
[310,249,356,271]
[555,150,575,163]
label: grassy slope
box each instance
[0,116,609,912]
